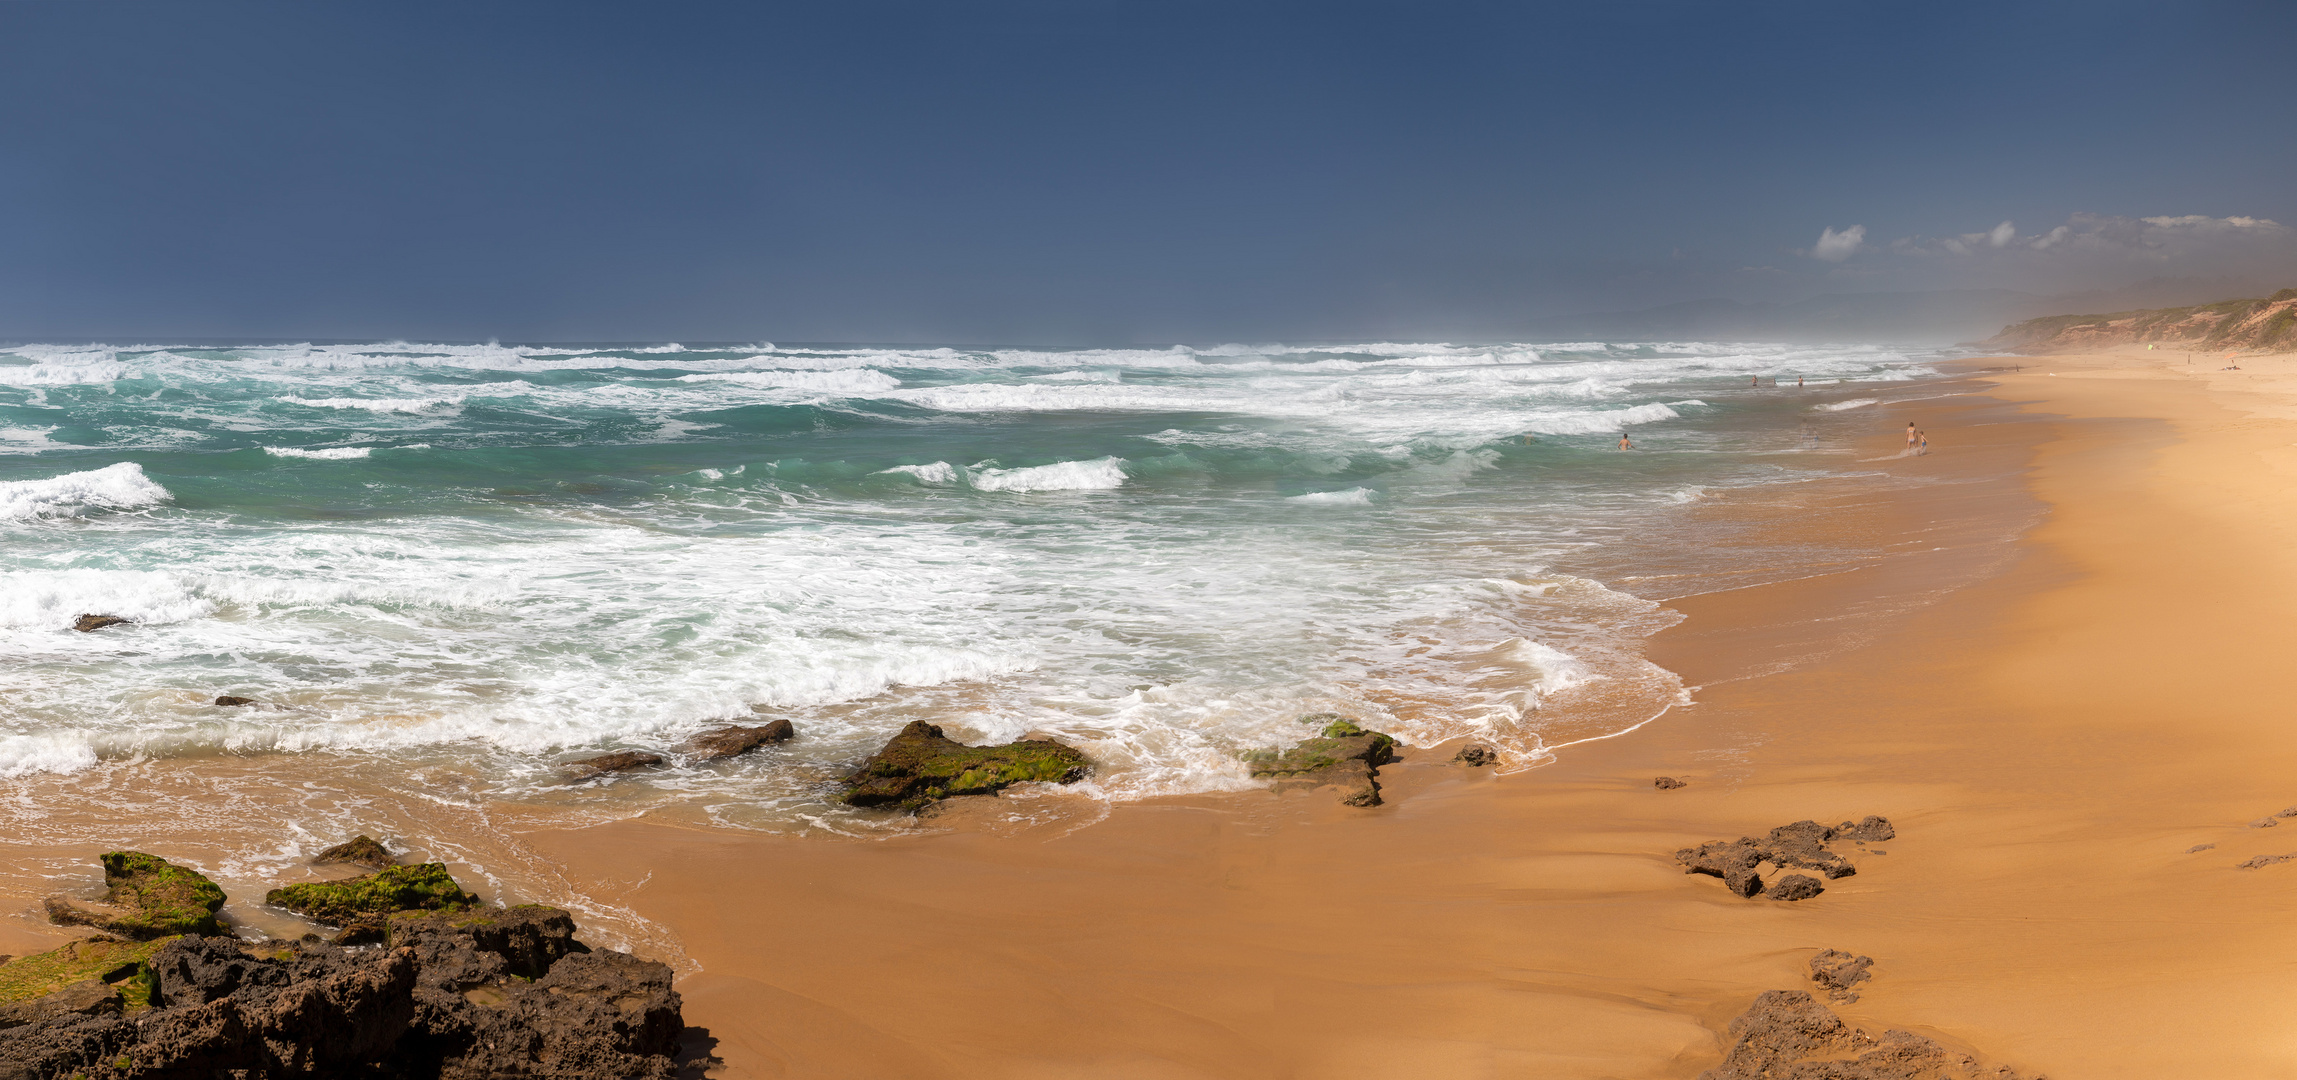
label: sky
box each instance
[1,0,2292,344]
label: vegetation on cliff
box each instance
[1986,288,2297,353]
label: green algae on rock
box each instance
[842,721,1089,812]
[43,853,227,939]
[1241,713,1399,807]
[0,935,174,1028]
[265,863,478,926]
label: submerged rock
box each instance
[1809,949,1874,1003]
[44,852,227,939]
[681,719,795,761]
[71,614,129,632]
[266,863,478,926]
[1452,744,1497,767]
[1702,987,2031,1080]
[1654,776,1688,790]
[566,750,666,778]
[0,905,678,1080]
[313,834,399,872]
[212,695,259,707]
[1675,818,1892,900]
[843,721,1090,812]
[1243,715,1398,807]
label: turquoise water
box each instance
[0,339,1936,829]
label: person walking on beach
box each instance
[1917,430,1929,456]
[1905,422,1918,451]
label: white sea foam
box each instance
[263,446,373,460]
[0,462,172,522]
[1816,398,1879,411]
[279,396,462,413]
[0,734,99,778]
[968,457,1127,492]
[877,461,959,484]
[1285,487,1375,506]
[676,369,901,393]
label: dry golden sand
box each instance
[13,348,2297,1077]
[497,349,2297,1078]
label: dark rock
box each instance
[681,719,795,761]
[1830,815,1896,843]
[567,750,666,778]
[0,904,680,1080]
[1809,949,1873,1003]
[1452,744,1497,767]
[1655,776,1688,790]
[2238,853,2297,869]
[1770,874,1825,901]
[1676,817,1891,900]
[1243,715,1399,807]
[44,851,227,938]
[2187,843,2217,853]
[334,917,389,946]
[387,905,677,1079]
[1701,987,2031,1080]
[212,695,259,707]
[71,614,129,632]
[2249,816,2278,828]
[313,834,398,871]
[1676,838,1769,897]
[843,721,1090,812]
[266,863,478,926]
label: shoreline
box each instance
[13,349,2297,1075]
[531,351,2297,1077]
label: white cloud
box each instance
[1810,224,1866,262]
[1987,220,2016,248]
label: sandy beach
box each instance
[10,347,2297,1078]
[492,349,2297,1079]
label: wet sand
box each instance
[493,351,2295,1078]
[16,350,2297,1076]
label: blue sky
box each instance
[1,1,2291,342]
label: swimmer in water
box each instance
[1618,434,1633,450]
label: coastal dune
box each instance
[514,350,2297,1078]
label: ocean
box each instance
[0,339,1943,904]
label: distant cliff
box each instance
[1984,288,2297,353]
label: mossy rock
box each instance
[311,835,397,871]
[842,721,1090,812]
[1239,714,1399,807]
[0,935,174,1008]
[265,863,478,926]
[45,853,227,939]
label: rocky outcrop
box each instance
[313,834,399,871]
[681,719,795,761]
[1676,817,1893,900]
[842,721,1090,812]
[1655,776,1688,790]
[566,750,665,778]
[265,863,478,926]
[1243,715,1399,807]
[0,906,680,1080]
[1452,744,1497,767]
[71,614,129,632]
[1702,987,2032,1080]
[213,695,259,707]
[1810,949,1874,1003]
[44,852,227,939]
[1985,287,2297,354]
[387,906,679,1079]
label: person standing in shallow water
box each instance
[1918,430,1929,456]
[1906,422,1918,452]
[1618,433,1633,450]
